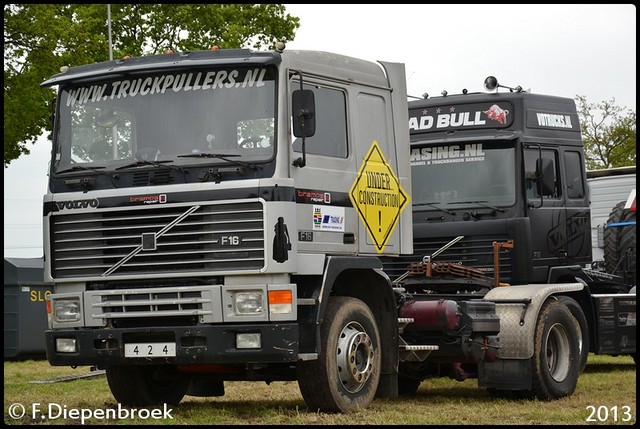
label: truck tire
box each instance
[530,300,580,400]
[557,296,589,374]
[604,200,636,278]
[106,365,190,406]
[297,296,381,413]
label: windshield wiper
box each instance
[117,159,171,170]
[55,165,119,189]
[115,159,189,181]
[413,201,455,215]
[449,200,506,213]
[115,159,188,177]
[56,165,107,175]
[177,152,259,170]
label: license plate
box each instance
[124,342,176,358]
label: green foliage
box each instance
[575,95,636,170]
[3,4,299,167]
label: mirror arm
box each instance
[292,72,307,168]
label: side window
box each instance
[524,147,560,199]
[564,151,585,199]
[292,82,348,158]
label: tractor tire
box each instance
[529,300,580,400]
[297,296,381,413]
[604,200,636,279]
[106,365,190,406]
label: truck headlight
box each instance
[233,291,264,315]
[54,299,81,322]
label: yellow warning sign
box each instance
[349,140,410,253]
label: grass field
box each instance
[4,354,636,425]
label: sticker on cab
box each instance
[349,140,409,253]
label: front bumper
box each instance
[45,323,299,366]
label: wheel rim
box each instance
[336,321,374,393]
[545,322,571,382]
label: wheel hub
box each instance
[546,322,571,382]
[336,322,374,393]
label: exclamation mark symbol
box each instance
[378,211,382,232]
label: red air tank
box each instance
[399,299,461,332]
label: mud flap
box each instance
[478,358,532,390]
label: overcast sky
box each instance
[3,4,636,259]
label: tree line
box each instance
[3,4,635,170]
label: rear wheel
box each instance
[106,365,189,406]
[557,296,589,374]
[530,300,580,400]
[297,296,381,413]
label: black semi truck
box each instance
[382,77,636,398]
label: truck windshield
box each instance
[52,66,276,173]
[410,140,516,208]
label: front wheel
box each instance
[530,300,580,400]
[106,365,190,406]
[297,296,381,413]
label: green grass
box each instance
[4,354,636,425]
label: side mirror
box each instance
[292,89,316,138]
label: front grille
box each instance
[98,289,204,315]
[50,201,265,278]
[85,284,222,326]
[382,235,513,283]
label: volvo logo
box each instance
[55,199,99,210]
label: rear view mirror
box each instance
[292,89,316,138]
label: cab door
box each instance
[524,146,567,281]
[562,150,591,265]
